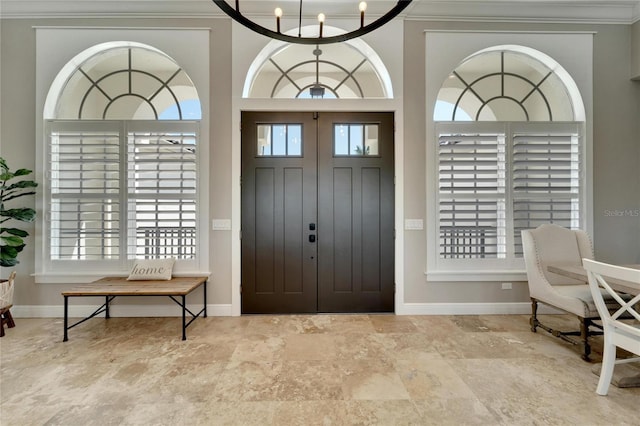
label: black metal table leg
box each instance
[204,280,207,318]
[105,295,110,318]
[63,296,69,342]
[182,295,187,341]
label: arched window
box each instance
[432,45,585,269]
[44,42,202,272]
[244,26,393,99]
[435,46,582,122]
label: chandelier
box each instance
[211,0,413,45]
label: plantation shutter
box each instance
[49,122,122,260]
[438,132,506,259]
[48,121,199,262]
[127,126,198,259]
[512,130,580,256]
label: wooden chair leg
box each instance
[0,308,14,337]
[530,298,539,332]
[5,309,15,328]
[580,317,592,362]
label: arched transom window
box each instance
[53,44,201,120]
[244,26,393,99]
[435,46,582,122]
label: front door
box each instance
[241,111,394,313]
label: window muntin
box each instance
[437,50,574,122]
[334,124,379,156]
[55,46,201,120]
[245,28,392,99]
[256,124,303,157]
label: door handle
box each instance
[309,234,316,243]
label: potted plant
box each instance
[0,157,38,268]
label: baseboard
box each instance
[12,303,233,318]
[396,302,563,315]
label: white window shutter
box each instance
[437,133,506,259]
[47,121,199,263]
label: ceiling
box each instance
[1,0,639,24]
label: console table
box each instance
[62,276,208,342]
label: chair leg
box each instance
[596,335,616,396]
[530,298,539,332]
[5,309,15,328]
[580,317,591,362]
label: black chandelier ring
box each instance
[212,0,413,45]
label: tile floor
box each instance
[1,314,639,425]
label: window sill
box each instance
[425,270,527,282]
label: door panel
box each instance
[241,111,394,314]
[241,112,317,314]
[317,112,395,313]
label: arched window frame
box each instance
[35,30,210,283]
[425,36,591,282]
[243,25,394,99]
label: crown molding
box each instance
[0,0,638,24]
[407,1,640,24]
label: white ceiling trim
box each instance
[0,0,638,24]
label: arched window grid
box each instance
[269,57,366,99]
[245,27,393,99]
[449,52,557,122]
[61,46,196,121]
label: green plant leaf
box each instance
[0,245,19,266]
[0,258,19,267]
[1,235,25,246]
[0,157,36,266]
[5,180,38,191]
[1,245,18,259]
[2,191,37,203]
[0,208,36,222]
[13,168,33,177]
[0,228,29,237]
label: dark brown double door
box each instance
[241,111,394,314]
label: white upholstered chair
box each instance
[583,259,640,395]
[521,224,600,360]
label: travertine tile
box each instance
[2,314,639,425]
[276,360,345,401]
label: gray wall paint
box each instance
[590,24,640,265]
[1,17,638,310]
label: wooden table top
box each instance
[62,276,208,296]
[547,263,640,296]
